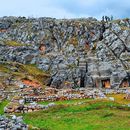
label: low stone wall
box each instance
[4,87,130,114]
[4,102,56,113]
[4,88,107,113]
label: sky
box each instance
[0,0,129,19]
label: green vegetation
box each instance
[1,40,32,47]
[23,64,49,76]
[0,64,10,73]
[0,62,50,88]
[0,62,50,115]
[107,93,130,105]
[17,64,50,86]
[39,98,93,105]
[0,100,9,115]
[20,98,130,130]
[4,40,25,47]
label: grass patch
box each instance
[0,64,10,73]
[1,40,33,47]
[0,100,9,115]
[17,64,50,86]
[0,62,50,87]
[38,98,93,105]
[21,100,130,130]
[102,112,114,118]
[107,94,130,105]
[23,64,49,77]
[4,40,25,47]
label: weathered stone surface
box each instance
[0,17,129,89]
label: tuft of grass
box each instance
[2,40,32,47]
[24,64,50,76]
[0,64,10,73]
[0,100,9,115]
[4,40,25,47]
[102,113,114,118]
[120,26,130,31]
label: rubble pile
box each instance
[0,115,28,130]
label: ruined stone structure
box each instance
[79,53,130,88]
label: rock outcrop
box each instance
[0,17,130,89]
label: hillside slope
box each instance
[0,17,130,89]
